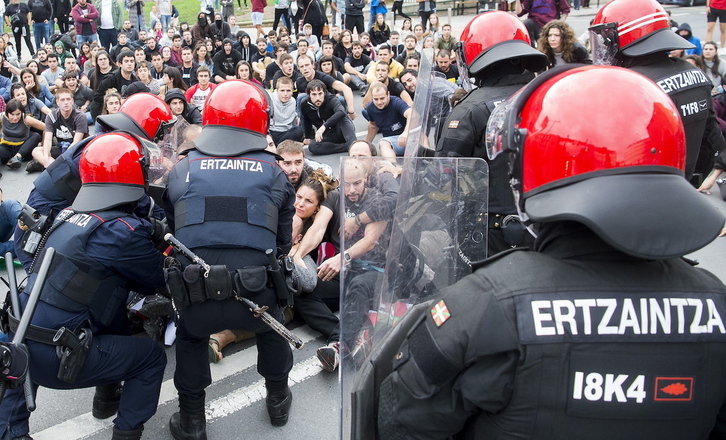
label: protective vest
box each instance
[32,137,90,206]
[630,58,719,178]
[375,240,726,439]
[436,84,523,214]
[169,149,280,252]
[29,209,128,327]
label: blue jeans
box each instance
[76,33,98,45]
[160,14,171,31]
[32,21,50,50]
[136,14,145,31]
[97,27,117,52]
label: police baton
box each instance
[164,234,305,350]
[0,248,55,410]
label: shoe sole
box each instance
[268,393,292,427]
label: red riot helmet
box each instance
[73,132,158,213]
[96,93,175,142]
[485,65,724,259]
[589,0,694,65]
[456,11,547,77]
[202,79,273,134]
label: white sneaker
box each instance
[317,342,340,372]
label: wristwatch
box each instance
[343,251,352,266]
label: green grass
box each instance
[138,0,260,29]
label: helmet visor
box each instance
[454,42,474,92]
[589,22,619,66]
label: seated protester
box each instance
[433,49,459,83]
[369,13,390,47]
[395,34,419,64]
[234,30,254,63]
[19,68,54,107]
[169,34,184,67]
[76,42,93,73]
[52,40,73,66]
[10,84,49,134]
[365,44,403,84]
[290,37,315,64]
[109,31,133,62]
[178,46,198,88]
[317,55,346,85]
[88,50,115,91]
[316,40,348,81]
[133,30,148,48]
[184,66,215,112]
[53,57,89,90]
[362,60,413,109]
[158,26,176,48]
[161,46,178,68]
[236,60,264,86]
[134,46,148,68]
[28,87,88,172]
[143,36,160,61]
[0,66,13,103]
[149,51,166,80]
[211,12,231,46]
[33,49,49,73]
[265,43,290,89]
[364,82,412,159]
[0,52,20,83]
[334,30,353,62]
[228,15,240,36]
[271,53,301,92]
[302,23,320,52]
[359,32,376,61]
[434,23,457,52]
[399,68,455,137]
[57,71,93,125]
[165,88,202,125]
[136,60,163,95]
[40,54,65,94]
[90,50,137,120]
[402,53,419,71]
[270,76,304,144]
[93,88,122,135]
[265,30,278,53]
[181,29,196,50]
[387,31,404,60]
[160,66,187,96]
[251,37,274,82]
[0,99,42,169]
[296,54,355,117]
[213,38,243,82]
[301,79,357,155]
[121,19,139,44]
[345,41,373,95]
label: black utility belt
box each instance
[164,263,270,311]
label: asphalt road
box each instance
[3,4,726,439]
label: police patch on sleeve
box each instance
[431,300,450,327]
[447,120,460,129]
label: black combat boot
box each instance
[266,382,292,427]
[110,426,142,440]
[93,383,123,419]
[169,395,207,440]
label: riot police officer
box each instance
[0,133,167,440]
[14,93,175,270]
[590,0,725,185]
[369,66,726,439]
[435,11,547,257]
[164,80,296,439]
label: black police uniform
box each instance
[164,125,296,417]
[375,223,726,439]
[0,208,167,439]
[435,74,535,257]
[626,54,726,182]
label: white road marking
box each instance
[32,325,323,440]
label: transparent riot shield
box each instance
[339,155,488,440]
[403,47,453,157]
[147,117,190,204]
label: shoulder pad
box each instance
[471,246,530,271]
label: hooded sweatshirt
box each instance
[677,23,702,56]
[165,88,202,125]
